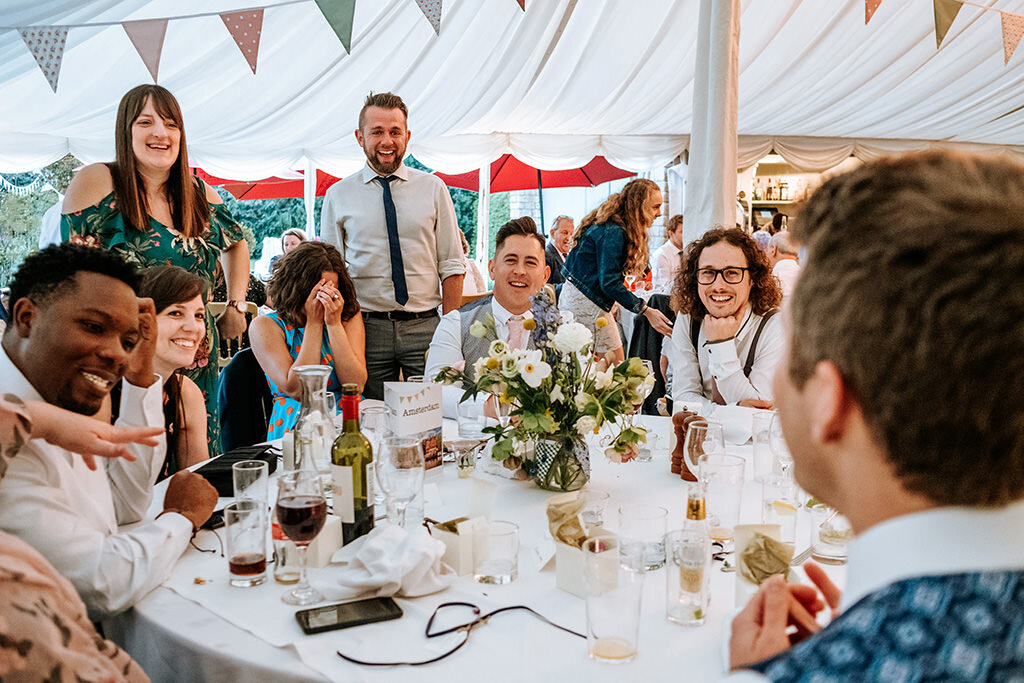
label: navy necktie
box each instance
[375,175,408,307]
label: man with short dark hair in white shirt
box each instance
[727,152,1024,680]
[320,92,465,399]
[651,214,683,293]
[425,217,550,418]
[0,244,218,618]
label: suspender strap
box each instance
[743,308,779,377]
[690,317,703,387]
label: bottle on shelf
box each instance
[331,383,375,545]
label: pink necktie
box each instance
[508,315,525,350]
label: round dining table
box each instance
[106,414,846,682]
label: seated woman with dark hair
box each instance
[251,242,366,439]
[104,265,212,474]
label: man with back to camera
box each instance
[425,216,551,418]
[545,215,573,285]
[0,244,218,618]
[319,92,465,399]
[727,151,1024,679]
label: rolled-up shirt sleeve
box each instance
[105,376,168,525]
[434,181,466,281]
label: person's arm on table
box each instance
[0,454,215,618]
[706,313,783,405]
[423,310,468,419]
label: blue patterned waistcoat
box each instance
[746,571,1024,682]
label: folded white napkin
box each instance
[709,405,759,444]
[312,524,456,601]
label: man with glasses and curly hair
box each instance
[668,227,783,408]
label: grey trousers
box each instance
[361,314,440,400]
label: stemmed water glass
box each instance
[275,470,328,605]
[682,420,725,474]
[769,412,794,477]
[377,436,425,528]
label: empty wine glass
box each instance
[682,420,725,474]
[377,436,425,528]
[769,412,794,477]
[275,470,327,605]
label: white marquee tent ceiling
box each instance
[2,0,1024,178]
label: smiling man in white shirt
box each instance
[0,244,217,618]
[727,152,1024,680]
[425,216,550,418]
[320,92,465,400]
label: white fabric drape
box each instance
[2,0,1024,175]
[683,0,740,243]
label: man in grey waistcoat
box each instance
[425,216,551,418]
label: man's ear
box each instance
[808,360,855,446]
[354,128,363,145]
[541,265,550,285]
[10,297,37,339]
[488,259,496,281]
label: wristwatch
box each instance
[226,299,247,313]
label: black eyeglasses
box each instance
[336,601,584,666]
[697,267,748,285]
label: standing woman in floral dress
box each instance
[61,84,250,454]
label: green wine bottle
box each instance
[331,383,374,544]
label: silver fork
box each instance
[790,546,813,566]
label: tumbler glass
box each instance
[583,536,645,664]
[225,500,267,588]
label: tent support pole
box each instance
[682,0,739,245]
[537,168,545,232]
[477,166,490,264]
[304,159,316,237]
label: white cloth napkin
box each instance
[312,524,456,601]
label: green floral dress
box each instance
[61,193,245,455]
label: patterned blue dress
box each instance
[263,311,342,440]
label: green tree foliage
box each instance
[212,190,323,260]
[0,186,58,286]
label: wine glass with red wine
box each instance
[275,470,328,605]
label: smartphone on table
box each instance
[295,597,403,635]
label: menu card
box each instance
[384,381,444,470]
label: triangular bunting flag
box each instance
[122,19,167,83]
[220,9,264,74]
[517,0,526,9]
[415,0,442,35]
[19,26,69,93]
[1001,11,1024,64]
[934,0,963,49]
[865,0,883,25]
[315,0,356,53]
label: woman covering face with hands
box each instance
[251,242,366,438]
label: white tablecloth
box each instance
[106,415,845,683]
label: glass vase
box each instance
[533,434,590,491]
[292,365,333,475]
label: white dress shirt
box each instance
[668,307,784,406]
[726,500,1024,680]
[319,163,465,313]
[424,298,524,418]
[0,348,192,619]
[772,259,801,298]
[651,239,682,293]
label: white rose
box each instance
[500,356,519,378]
[551,322,592,354]
[489,339,509,357]
[575,415,598,435]
[470,320,487,338]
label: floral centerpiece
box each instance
[434,290,655,491]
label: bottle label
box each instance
[366,462,375,503]
[332,464,355,523]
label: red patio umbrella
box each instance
[193,168,342,200]
[434,154,636,193]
